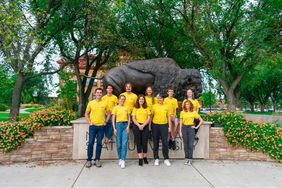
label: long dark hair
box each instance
[134,94,147,109]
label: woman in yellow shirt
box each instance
[132,94,151,166]
[145,86,157,110]
[179,100,203,166]
[182,89,201,140]
[112,95,130,169]
[151,94,172,167]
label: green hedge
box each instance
[0,109,76,152]
[206,111,282,162]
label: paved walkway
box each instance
[0,160,281,187]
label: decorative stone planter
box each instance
[71,118,212,160]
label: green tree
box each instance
[199,92,216,108]
[57,72,78,111]
[0,0,82,120]
[0,65,15,105]
[55,0,122,117]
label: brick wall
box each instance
[0,126,73,164]
[209,127,273,161]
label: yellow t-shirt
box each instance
[132,107,151,124]
[112,105,130,122]
[180,111,200,125]
[86,100,108,126]
[145,96,158,110]
[120,92,137,112]
[151,103,171,124]
[102,94,118,112]
[164,97,178,117]
[182,99,201,112]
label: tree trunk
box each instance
[9,74,25,121]
[250,103,254,112]
[78,88,88,117]
[227,91,236,110]
[260,104,265,113]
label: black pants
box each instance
[182,126,195,159]
[133,124,149,153]
[194,118,200,135]
[152,123,169,160]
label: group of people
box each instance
[84,83,203,169]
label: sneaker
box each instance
[85,160,92,168]
[143,157,149,164]
[95,160,102,168]
[154,159,159,166]
[187,159,192,166]
[118,159,122,166]
[139,159,143,166]
[120,160,125,169]
[172,140,176,150]
[164,159,171,167]
[184,159,189,165]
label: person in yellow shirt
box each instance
[151,94,172,167]
[145,86,158,110]
[112,95,130,169]
[85,88,110,168]
[120,82,138,112]
[179,100,203,166]
[132,94,151,166]
[102,85,118,143]
[164,88,179,150]
[182,89,201,140]
[120,82,137,128]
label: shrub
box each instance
[0,104,8,111]
[206,111,282,162]
[0,108,77,152]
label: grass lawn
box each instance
[0,113,30,122]
[243,111,282,116]
[24,107,45,113]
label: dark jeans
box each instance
[133,124,149,153]
[152,123,169,160]
[194,118,200,135]
[182,126,195,159]
[105,115,113,139]
[87,125,105,161]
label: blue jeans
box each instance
[87,125,105,161]
[116,122,128,160]
[105,115,113,139]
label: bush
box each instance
[206,111,282,162]
[0,104,8,111]
[0,108,77,152]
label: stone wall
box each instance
[0,126,73,164]
[0,124,275,164]
[209,127,273,161]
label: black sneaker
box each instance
[143,157,149,164]
[172,140,176,150]
[139,159,143,166]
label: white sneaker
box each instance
[120,160,125,169]
[164,159,171,167]
[184,159,189,165]
[118,159,122,166]
[187,159,192,166]
[154,159,159,166]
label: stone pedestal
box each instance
[71,118,211,160]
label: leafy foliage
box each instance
[206,111,282,162]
